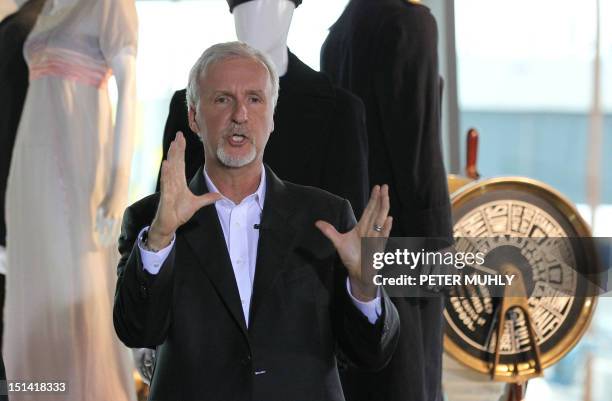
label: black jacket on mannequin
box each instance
[157,51,369,217]
[321,1,452,401]
[0,0,46,354]
[0,0,46,248]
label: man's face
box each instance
[188,56,275,169]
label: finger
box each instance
[373,184,390,232]
[161,160,179,209]
[166,132,184,178]
[315,220,342,249]
[167,132,179,164]
[364,185,383,234]
[194,192,224,209]
[159,160,169,194]
[359,185,380,233]
[381,216,393,238]
[174,131,186,167]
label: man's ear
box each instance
[188,106,200,134]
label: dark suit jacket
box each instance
[157,51,369,217]
[0,0,46,247]
[114,166,400,401]
[321,1,453,401]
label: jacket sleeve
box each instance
[333,199,400,371]
[113,196,175,348]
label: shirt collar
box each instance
[203,166,266,211]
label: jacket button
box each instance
[139,283,148,299]
[241,355,251,366]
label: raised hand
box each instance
[148,132,223,250]
[315,185,392,301]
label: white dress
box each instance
[4,0,137,399]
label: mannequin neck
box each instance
[233,0,295,77]
[264,45,288,76]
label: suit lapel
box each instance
[182,168,249,338]
[248,166,301,326]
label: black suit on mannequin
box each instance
[114,165,399,401]
[157,51,369,217]
[321,1,453,401]
[0,0,45,249]
[0,0,46,363]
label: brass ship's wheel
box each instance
[443,177,598,384]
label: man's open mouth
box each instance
[228,133,247,145]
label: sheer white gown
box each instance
[4,0,137,399]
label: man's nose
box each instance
[231,100,248,124]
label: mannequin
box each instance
[321,1,452,401]
[4,0,137,399]
[96,48,137,245]
[138,0,370,384]
[232,0,294,76]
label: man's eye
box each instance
[249,96,262,103]
[215,97,229,103]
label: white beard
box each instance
[216,140,257,168]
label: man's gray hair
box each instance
[186,41,280,111]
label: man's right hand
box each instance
[148,132,222,250]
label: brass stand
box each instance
[506,381,527,401]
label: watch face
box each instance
[444,177,598,382]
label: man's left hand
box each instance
[316,185,392,302]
